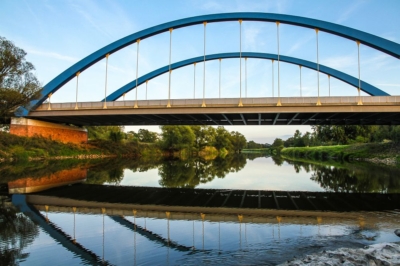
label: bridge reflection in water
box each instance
[11,183,400,265]
[28,184,400,212]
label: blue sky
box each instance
[1,0,399,143]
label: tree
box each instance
[229,131,247,153]
[284,137,294,147]
[190,125,216,150]
[302,131,311,147]
[247,140,261,149]
[271,138,284,153]
[86,126,125,140]
[0,36,41,125]
[214,126,232,151]
[137,128,159,143]
[160,125,195,151]
[272,138,284,148]
[293,129,305,147]
[109,130,124,142]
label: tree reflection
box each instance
[159,154,247,188]
[245,152,270,161]
[0,203,39,265]
[86,161,125,185]
[85,158,162,185]
[84,154,250,188]
[271,156,284,166]
[283,159,400,193]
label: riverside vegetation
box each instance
[0,125,249,162]
[270,125,400,166]
[2,124,400,166]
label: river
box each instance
[1,154,399,265]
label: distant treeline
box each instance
[271,125,400,151]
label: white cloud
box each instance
[69,1,113,39]
[200,0,289,13]
[286,34,314,55]
[321,55,356,70]
[67,0,136,40]
[362,53,391,69]
[201,0,225,11]
[27,49,78,63]
[243,26,261,51]
[376,84,400,87]
[335,1,364,24]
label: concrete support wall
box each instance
[10,117,87,144]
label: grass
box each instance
[242,148,271,153]
[281,142,400,162]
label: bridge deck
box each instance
[30,96,400,126]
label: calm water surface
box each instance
[1,154,400,265]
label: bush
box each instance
[10,146,29,162]
[109,131,124,142]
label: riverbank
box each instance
[0,132,227,162]
[0,131,162,162]
[280,142,400,166]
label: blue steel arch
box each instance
[26,12,400,113]
[104,52,388,101]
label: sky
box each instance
[1,0,399,144]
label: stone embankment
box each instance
[362,157,397,166]
[279,242,400,266]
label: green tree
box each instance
[247,140,260,149]
[109,130,124,142]
[271,138,284,153]
[229,131,247,152]
[214,126,232,151]
[311,125,378,145]
[125,131,138,142]
[160,125,195,151]
[137,128,158,143]
[284,137,294,147]
[302,131,311,147]
[0,37,41,125]
[86,126,124,140]
[293,129,306,147]
[190,125,216,150]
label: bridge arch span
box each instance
[28,12,399,113]
[105,52,388,101]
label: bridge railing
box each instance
[35,96,400,111]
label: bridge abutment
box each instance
[10,117,87,144]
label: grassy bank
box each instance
[0,132,162,162]
[280,142,400,165]
[242,148,270,153]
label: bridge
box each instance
[10,13,400,142]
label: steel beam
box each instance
[222,114,233,125]
[240,113,247,125]
[287,113,299,125]
[273,113,280,125]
